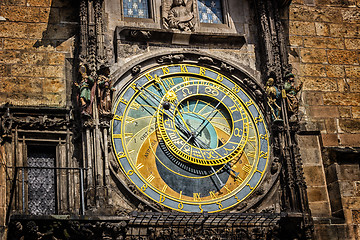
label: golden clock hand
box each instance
[135,84,163,106]
[224,163,240,178]
[175,108,192,134]
[135,86,190,137]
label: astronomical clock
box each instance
[111,55,272,213]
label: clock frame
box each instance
[111,59,271,213]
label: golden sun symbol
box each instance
[165,90,177,102]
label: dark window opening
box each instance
[27,145,57,215]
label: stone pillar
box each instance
[0,145,6,240]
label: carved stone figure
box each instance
[265,78,281,121]
[163,0,195,31]
[282,73,303,117]
[97,66,115,115]
[75,64,95,116]
[157,54,185,63]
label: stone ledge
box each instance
[115,27,245,48]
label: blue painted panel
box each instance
[206,69,217,80]
[114,139,124,154]
[123,88,136,101]
[123,0,150,18]
[187,66,199,74]
[257,157,267,172]
[112,120,121,134]
[249,171,261,188]
[249,105,259,118]
[237,186,251,200]
[198,0,223,24]
[237,91,250,103]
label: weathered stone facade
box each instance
[0,1,77,239]
[0,0,359,239]
[0,0,77,107]
[287,0,360,239]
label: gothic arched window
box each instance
[123,0,150,18]
[197,0,223,24]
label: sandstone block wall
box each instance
[0,1,77,238]
[288,0,360,239]
[0,0,77,107]
[289,0,360,146]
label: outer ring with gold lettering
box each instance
[111,63,270,213]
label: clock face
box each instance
[111,64,270,213]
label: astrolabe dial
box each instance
[111,63,270,213]
[157,80,249,166]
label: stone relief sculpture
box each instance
[97,66,115,115]
[163,0,195,31]
[265,77,282,121]
[282,73,303,117]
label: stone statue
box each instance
[163,0,195,31]
[75,64,94,116]
[265,78,281,121]
[97,66,115,115]
[283,73,303,116]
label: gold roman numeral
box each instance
[163,78,175,88]
[180,65,188,73]
[113,134,121,139]
[199,67,206,76]
[193,193,201,202]
[162,66,170,75]
[234,176,244,183]
[145,73,153,81]
[242,164,252,173]
[146,174,155,183]
[247,151,256,159]
[223,186,231,193]
[260,134,269,140]
[136,163,144,170]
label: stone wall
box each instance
[288,0,360,239]
[0,1,77,239]
[0,0,78,107]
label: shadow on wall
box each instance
[34,0,80,48]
